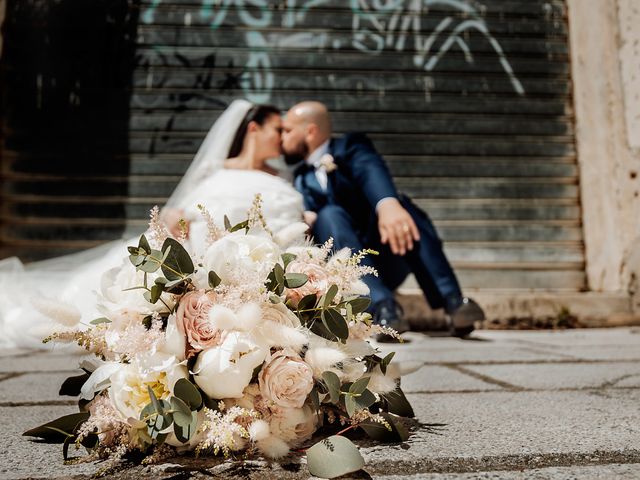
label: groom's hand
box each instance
[377,199,420,256]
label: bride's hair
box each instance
[227,104,281,158]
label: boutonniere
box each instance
[319,153,337,173]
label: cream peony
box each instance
[193,332,268,399]
[201,231,281,285]
[261,302,301,328]
[108,353,188,420]
[258,349,314,408]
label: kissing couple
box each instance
[162,99,484,341]
[0,99,483,347]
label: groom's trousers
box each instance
[312,195,464,313]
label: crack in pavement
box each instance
[405,385,640,395]
[442,364,524,390]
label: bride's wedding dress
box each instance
[0,100,304,348]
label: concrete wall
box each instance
[568,0,640,308]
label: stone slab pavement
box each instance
[1,328,639,479]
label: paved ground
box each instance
[1,328,639,479]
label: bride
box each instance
[0,100,305,348]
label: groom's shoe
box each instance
[372,299,410,343]
[446,297,485,337]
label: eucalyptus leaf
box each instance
[223,215,232,230]
[380,352,396,376]
[23,413,90,443]
[322,284,339,308]
[322,371,341,404]
[273,263,285,287]
[171,397,198,443]
[284,272,308,289]
[348,297,371,314]
[208,270,222,289]
[345,395,357,417]
[349,376,370,395]
[154,277,168,286]
[355,389,377,411]
[309,387,320,412]
[281,252,296,269]
[59,372,90,397]
[306,435,365,479]
[229,219,249,232]
[149,284,163,304]
[174,378,202,411]
[321,308,349,340]
[89,317,111,326]
[385,387,415,418]
[297,293,318,312]
[161,238,194,280]
[138,235,151,254]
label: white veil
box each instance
[166,99,253,208]
[0,99,255,347]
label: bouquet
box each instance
[24,196,414,479]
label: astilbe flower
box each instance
[246,193,273,238]
[197,204,224,246]
[76,394,127,449]
[108,314,165,361]
[148,206,171,248]
[44,326,111,360]
[197,405,259,457]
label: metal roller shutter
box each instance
[0,0,582,291]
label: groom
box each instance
[281,101,484,339]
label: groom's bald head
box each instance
[288,101,332,140]
[282,101,332,163]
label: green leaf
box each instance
[309,387,320,412]
[173,378,202,411]
[307,435,365,479]
[148,386,164,416]
[89,317,111,326]
[58,372,90,397]
[322,371,341,404]
[355,388,376,411]
[348,297,371,314]
[297,293,318,312]
[385,387,415,418]
[321,308,349,340]
[380,352,395,376]
[345,395,357,417]
[223,215,232,230]
[282,253,296,269]
[229,219,249,232]
[349,376,370,395]
[273,262,285,287]
[149,284,163,304]
[322,284,339,308]
[208,270,222,289]
[139,234,151,254]
[171,397,197,443]
[284,272,308,289]
[138,251,163,273]
[154,277,168,286]
[23,413,90,443]
[161,238,194,281]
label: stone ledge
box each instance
[396,288,638,329]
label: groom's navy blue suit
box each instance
[293,133,463,313]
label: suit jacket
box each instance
[293,133,398,232]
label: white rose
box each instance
[259,348,314,408]
[202,231,281,285]
[269,405,318,447]
[194,332,268,399]
[108,353,188,420]
[262,302,301,328]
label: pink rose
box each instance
[259,349,314,409]
[176,290,222,358]
[285,261,329,306]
